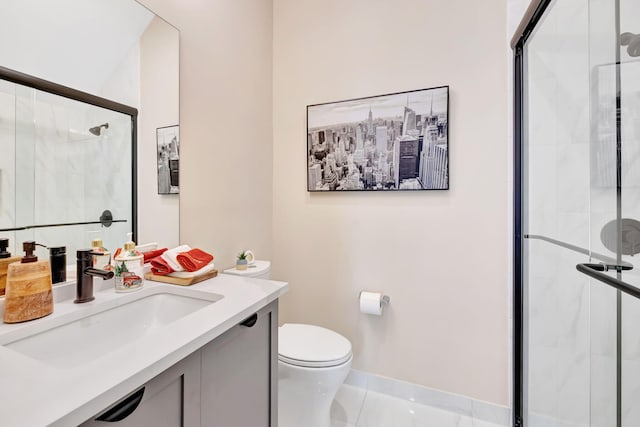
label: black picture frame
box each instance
[156,125,180,195]
[306,86,449,192]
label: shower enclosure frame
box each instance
[512,3,551,425]
[512,0,636,426]
[0,65,139,241]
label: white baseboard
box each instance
[344,369,511,426]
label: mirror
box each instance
[0,0,179,269]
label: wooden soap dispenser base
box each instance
[3,241,54,323]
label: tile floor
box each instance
[330,384,506,427]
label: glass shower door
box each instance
[618,0,640,424]
[523,1,594,425]
[517,0,640,426]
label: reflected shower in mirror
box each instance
[0,75,135,270]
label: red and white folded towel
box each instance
[150,257,174,275]
[149,245,215,276]
[143,248,167,264]
[161,245,192,272]
[176,248,214,272]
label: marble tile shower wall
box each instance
[584,61,640,427]
[619,60,640,427]
[31,92,131,255]
[589,2,640,426]
[526,0,598,426]
[528,0,640,425]
[0,80,16,235]
[528,243,591,427]
[14,85,36,231]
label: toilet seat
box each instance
[278,323,352,368]
[278,352,353,368]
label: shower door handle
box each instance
[576,263,640,300]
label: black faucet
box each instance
[75,249,114,303]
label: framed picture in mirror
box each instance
[157,125,180,195]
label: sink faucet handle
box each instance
[76,249,104,259]
[75,249,114,304]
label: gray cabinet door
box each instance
[80,351,201,427]
[200,302,278,427]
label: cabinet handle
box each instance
[95,387,145,422]
[240,313,258,327]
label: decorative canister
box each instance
[114,241,144,292]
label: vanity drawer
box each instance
[80,351,200,427]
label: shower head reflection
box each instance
[89,122,109,136]
[621,32,640,57]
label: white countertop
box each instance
[0,274,288,427]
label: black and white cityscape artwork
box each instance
[307,86,449,192]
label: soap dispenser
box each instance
[90,236,111,271]
[49,246,67,284]
[3,241,54,323]
[0,238,22,296]
[113,233,144,293]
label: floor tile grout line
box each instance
[354,388,368,427]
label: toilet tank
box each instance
[223,260,271,279]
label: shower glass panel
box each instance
[0,78,132,267]
[524,0,594,425]
[619,0,640,422]
[517,0,640,426]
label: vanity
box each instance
[0,274,287,426]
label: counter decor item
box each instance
[49,246,67,284]
[113,234,144,293]
[145,245,217,286]
[236,251,249,271]
[3,241,54,323]
[90,234,111,270]
[177,248,214,272]
[307,86,449,192]
[144,267,218,286]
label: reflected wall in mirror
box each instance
[0,0,179,269]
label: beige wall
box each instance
[139,0,510,407]
[272,0,510,406]
[139,16,180,248]
[137,0,274,268]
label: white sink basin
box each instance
[2,290,221,369]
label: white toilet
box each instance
[278,323,352,427]
[223,260,353,427]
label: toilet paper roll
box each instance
[359,291,384,316]
[244,250,255,264]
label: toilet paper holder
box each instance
[358,291,390,305]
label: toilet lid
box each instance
[278,323,352,368]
